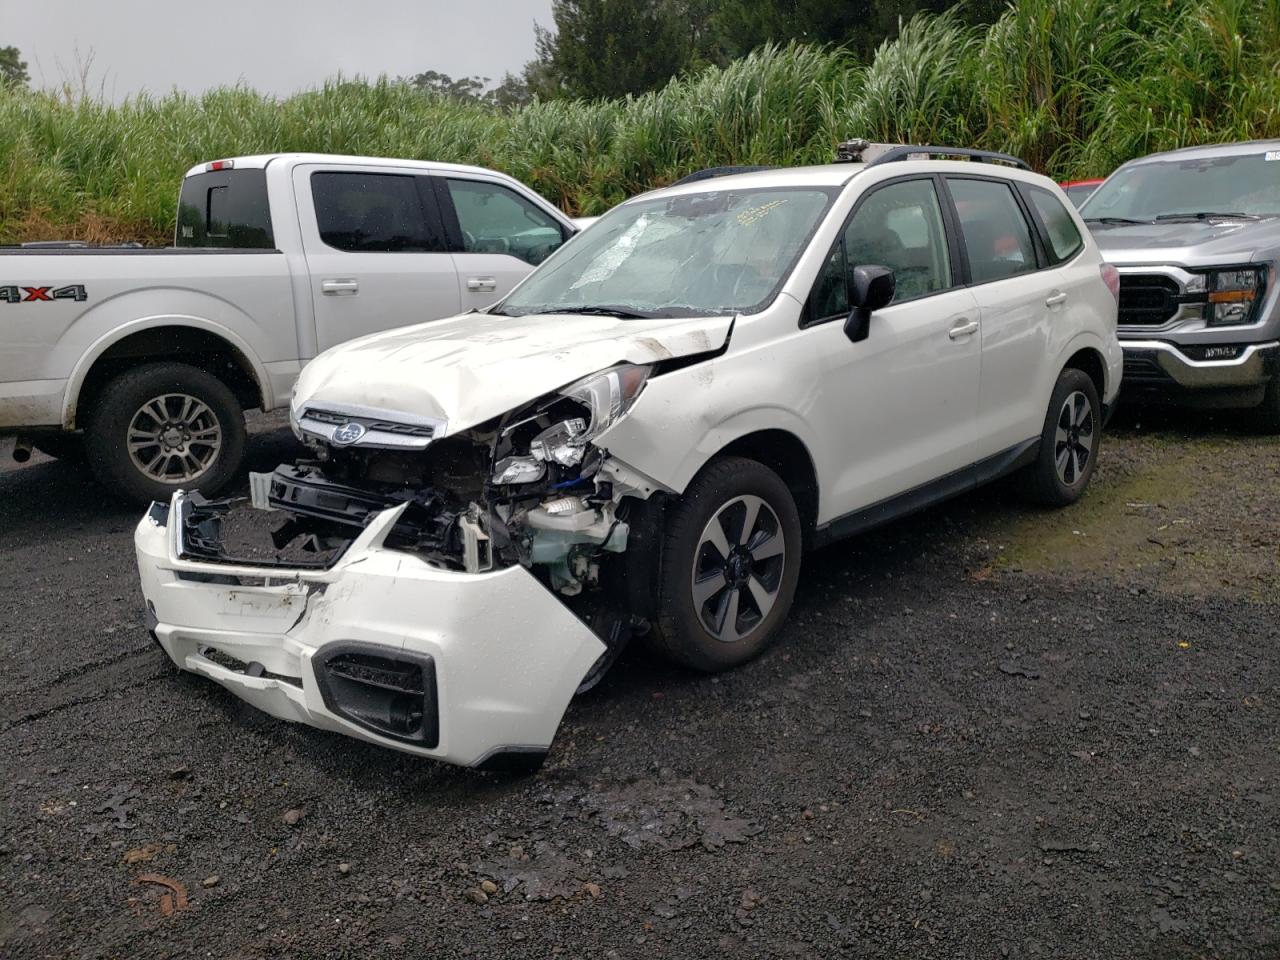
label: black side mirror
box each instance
[843,265,896,343]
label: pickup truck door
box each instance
[292,164,461,354]
[433,175,572,308]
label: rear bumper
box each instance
[135,494,604,767]
[1121,340,1278,390]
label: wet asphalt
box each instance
[1,410,1277,959]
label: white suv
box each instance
[135,146,1122,770]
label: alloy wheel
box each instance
[1054,390,1094,486]
[691,494,787,643]
[126,393,223,483]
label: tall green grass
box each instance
[2,0,1278,243]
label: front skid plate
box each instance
[134,493,606,766]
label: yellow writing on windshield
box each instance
[736,199,787,226]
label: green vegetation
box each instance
[1,0,1278,244]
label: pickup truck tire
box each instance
[1019,367,1101,507]
[653,457,802,673]
[31,434,86,463]
[84,362,245,505]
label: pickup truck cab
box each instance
[136,145,1122,769]
[1080,140,1280,426]
[0,153,575,501]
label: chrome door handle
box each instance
[1045,292,1068,307]
[321,279,359,295]
[466,276,497,292]
[948,319,979,340]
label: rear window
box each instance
[1027,185,1084,262]
[176,168,274,248]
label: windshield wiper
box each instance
[542,305,659,319]
[1154,211,1261,221]
[1083,216,1152,225]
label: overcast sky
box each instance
[5,0,555,99]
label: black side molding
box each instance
[812,438,1039,548]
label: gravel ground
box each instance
[1,409,1277,960]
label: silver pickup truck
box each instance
[0,154,576,502]
[1081,140,1280,427]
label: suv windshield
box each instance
[1081,150,1280,222]
[495,186,836,318]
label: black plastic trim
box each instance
[812,438,1039,548]
[312,640,440,748]
[866,145,1031,171]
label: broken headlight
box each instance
[492,363,651,483]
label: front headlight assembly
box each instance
[1187,266,1269,327]
[492,363,652,484]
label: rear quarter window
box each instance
[1027,185,1084,263]
[176,168,274,248]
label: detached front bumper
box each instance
[135,494,605,768]
[1121,340,1279,391]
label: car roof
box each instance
[182,153,520,181]
[1124,139,1280,166]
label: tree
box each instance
[407,69,491,100]
[0,46,29,90]
[528,0,697,100]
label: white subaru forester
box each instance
[136,145,1122,771]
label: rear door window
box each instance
[1025,185,1084,263]
[442,179,567,265]
[310,172,443,252]
[946,178,1039,284]
[176,168,274,248]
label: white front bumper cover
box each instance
[135,493,605,768]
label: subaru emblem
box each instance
[331,421,366,446]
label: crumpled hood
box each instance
[292,311,733,433]
[1090,216,1280,265]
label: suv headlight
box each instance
[1196,266,1267,327]
[491,363,652,483]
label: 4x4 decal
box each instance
[0,284,87,303]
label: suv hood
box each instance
[292,311,732,433]
[1089,216,1280,265]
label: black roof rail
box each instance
[671,165,774,186]
[861,144,1031,171]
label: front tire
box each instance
[653,457,802,672]
[84,362,246,505]
[1019,367,1101,507]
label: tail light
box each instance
[1100,263,1120,302]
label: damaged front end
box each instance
[137,363,677,768]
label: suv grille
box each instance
[304,408,435,439]
[1118,274,1180,326]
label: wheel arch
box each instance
[63,319,269,429]
[702,428,821,544]
[1062,344,1107,403]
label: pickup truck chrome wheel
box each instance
[127,393,223,483]
[692,494,786,643]
[1054,390,1094,486]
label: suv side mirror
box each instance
[843,265,896,343]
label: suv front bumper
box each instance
[135,494,604,768]
[1121,340,1278,391]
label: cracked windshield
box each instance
[496,187,834,318]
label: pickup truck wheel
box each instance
[653,457,802,672]
[1019,368,1101,507]
[84,362,246,505]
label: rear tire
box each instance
[652,457,802,672]
[1019,367,1101,507]
[84,362,246,505]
